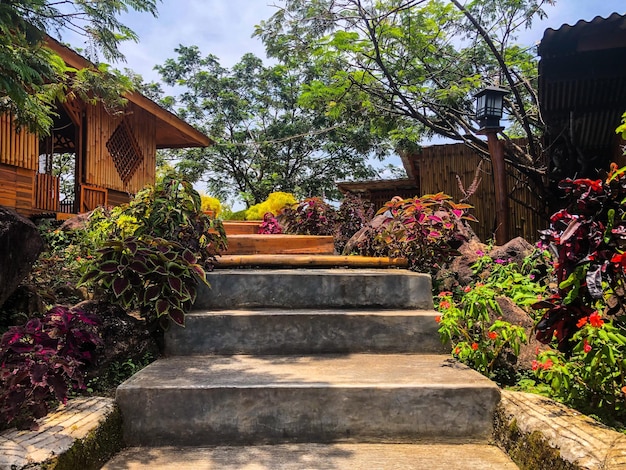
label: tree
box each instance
[0,0,159,135]
[153,47,390,205]
[255,0,554,211]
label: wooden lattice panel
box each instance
[106,120,143,183]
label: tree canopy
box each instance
[153,47,391,205]
[0,0,159,134]
[255,0,554,206]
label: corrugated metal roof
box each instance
[538,12,626,175]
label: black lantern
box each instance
[475,86,509,132]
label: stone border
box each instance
[0,397,124,470]
[495,390,626,469]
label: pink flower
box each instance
[463,286,471,293]
[476,250,485,256]
[583,339,592,353]
[495,259,506,264]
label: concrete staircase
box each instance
[106,267,517,468]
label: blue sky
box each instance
[107,1,626,82]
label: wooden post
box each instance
[485,130,509,245]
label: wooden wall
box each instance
[84,102,156,194]
[0,163,35,214]
[0,114,38,170]
[411,142,547,243]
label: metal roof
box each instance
[538,13,626,175]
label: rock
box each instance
[495,296,550,372]
[488,237,534,267]
[0,207,44,308]
[59,211,92,231]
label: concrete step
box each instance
[103,443,519,469]
[116,354,500,446]
[195,269,433,310]
[165,309,448,355]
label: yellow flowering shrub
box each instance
[245,192,297,220]
[200,195,222,218]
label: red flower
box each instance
[589,312,604,328]
[454,346,460,355]
[488,331,498,341]
[438,291,453,297]
[622,386,626,395]
[583,339,592,353]
[531,360,539,371]
[576,316,588,328]
[435,316,441,323]
[463,285,471,293]
[439,300,451,310]
[471,342,479,351]
[543,359,553,370]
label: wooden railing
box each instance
[80,184,107,212]
[34,173,60,212]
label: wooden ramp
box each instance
[224,234,335,255]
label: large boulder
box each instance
[0,207,44,308]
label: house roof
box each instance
[44,37,212,149]
[538,13,626,163]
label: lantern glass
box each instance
[475,86,509,131]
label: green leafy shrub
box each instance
[352,193,475,273]
[437,286,527,384]
[533,314,626,426]
[279,197,338,236]
[0,306,101,429]
[80,236,208,328]
[110,174,227,267]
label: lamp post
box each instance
[475,86,510,245]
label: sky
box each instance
[106,0,626,82]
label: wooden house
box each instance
[0,38,211,219]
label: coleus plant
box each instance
[352,193,476,273]
[0,306,101,429]
[279,197,339,236]
[534,163,626,352]
[258,212,282,234]
[80,236,208,328]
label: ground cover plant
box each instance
[0,306,101,429]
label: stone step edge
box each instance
[0,397,123,470]
[185,308,442,316]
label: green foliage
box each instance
[279,197,338,236]
[533,316,626,427]
[84,352,155,395]
[245,191,297,220]
[108,173,227,266]
[0,0,158,134]
[256,0,547,198]
[437,288,527,383]
[351,193,475,273]
[152,49,388,204]
[616,111,626,144]
[79,174,226,328]
[80,236,207,327]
